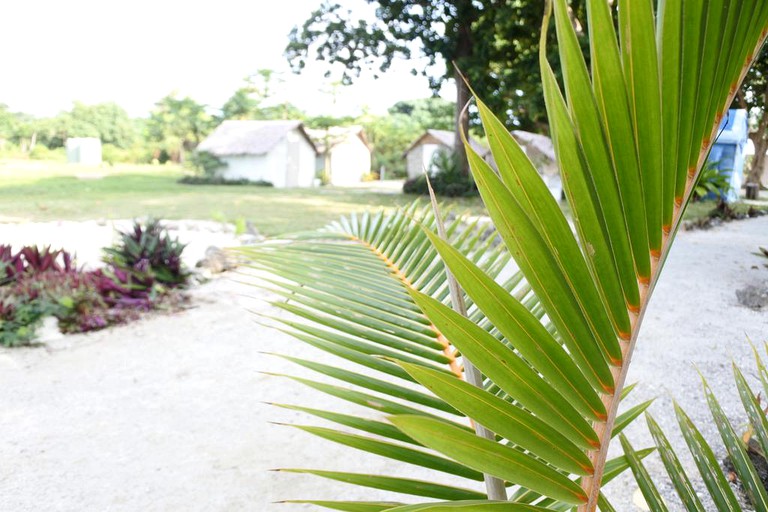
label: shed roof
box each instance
[403,129,489,158]
[197,120,317,156]
[511,130,556,161]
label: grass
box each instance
[0,160,485,235]
[2,160,762,236]
[683,199,768,220]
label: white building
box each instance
[65,137,102,165]
[403,128,562,200]
[305,126,372,186]
[403,129,489,180]
[197,120,317,187]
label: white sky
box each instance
[0,0,454,118]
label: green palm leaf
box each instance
[240,0,768,510]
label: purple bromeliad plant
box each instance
[0,219,191,346]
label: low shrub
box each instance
[103,219,190,288]
[402,174,477,197]
[693,162,732,201]
[28,145,66,162]
[178,175,274,186]
[0,142,26,159]
[402,150,478,197]
[403,175,428,194]
[102,144,132,165]
[11,270,111,334]
[0,295,53,347]
[186,151,227,178]
[0,245,75,284]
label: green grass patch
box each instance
[0,160,485,235]
[683,199,768,222]
[6,160,761,236]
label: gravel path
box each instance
[0,217,766,511]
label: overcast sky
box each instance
[0,0,453,118]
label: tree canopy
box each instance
[220,70,305,122]
[146,94,213,163]
[388,97,454,131]
[67,102,136,148]
[287,0,588,171]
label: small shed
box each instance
[403,129,490,179]
[707,108,748,202]
[305,126,372,185]
[66,137,102,165]
[404,128,562,200]
[197,120,317,187]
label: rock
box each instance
[196,246,238,274]
[245,221,261,236]
[736,282,768,309]
[37,317,63,343]
[238,234,264,246]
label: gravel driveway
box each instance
[0,217,767,511]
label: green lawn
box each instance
[2,159,758,236]
[0,160,485,235]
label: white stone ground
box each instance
[0,217,766,511]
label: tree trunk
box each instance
[454,68,471,177]
[744,86,768,188]
[748,132,768,187]
[454,15,473,177]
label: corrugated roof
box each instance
[197,120,316,156]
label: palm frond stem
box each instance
[348,233,463,379]
[426,176,508,501]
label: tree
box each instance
[356,98,454,178]
[27,115,69,150]
[360,110,420,177]
[388,97,454,131]
[246,0,768,510]
[220,70,306,122]
[0,104,20,150]
[287,1,587,174]
[221,87,260,121]
[2,102,137,152]
[68,102,136,148]
[736,46,768,187]
[147,93,213,163]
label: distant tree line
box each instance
[0,69,454,177]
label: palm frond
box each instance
[240,0,768,510]
[238,204,538,502]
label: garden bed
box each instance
[0,219,243,347]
